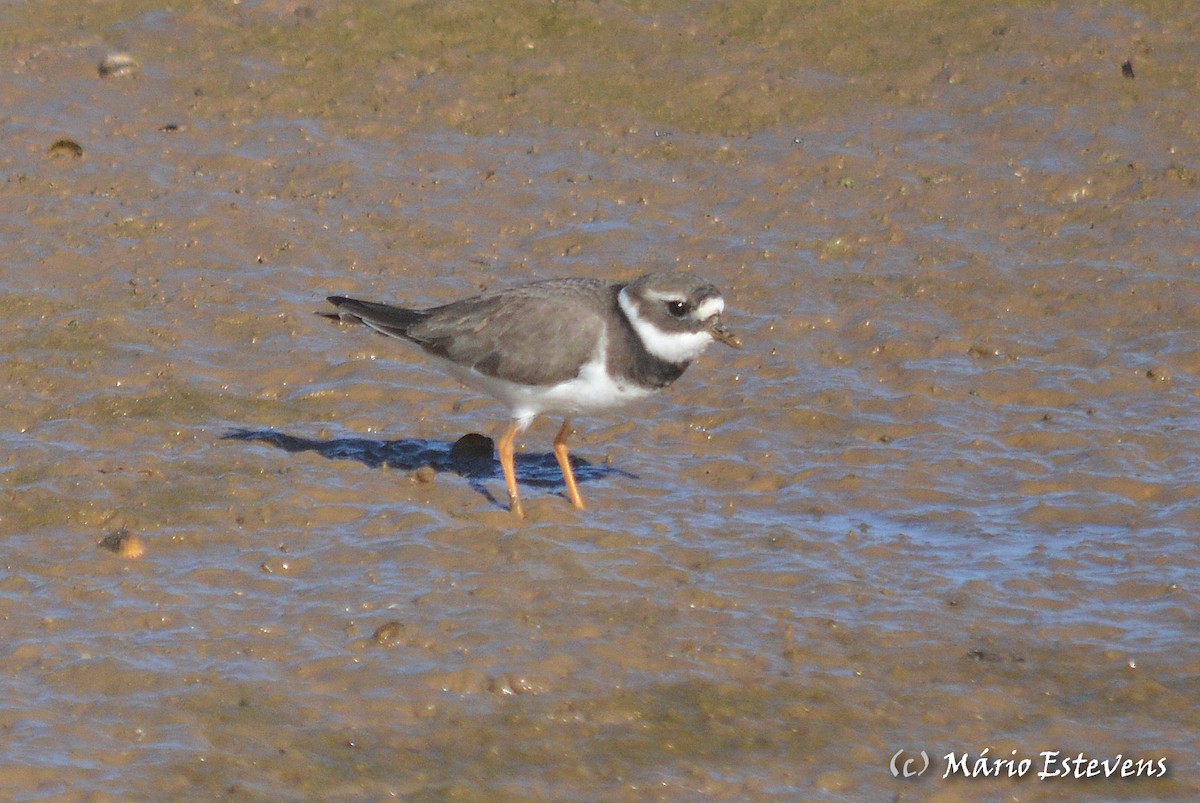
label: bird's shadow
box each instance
[223,428,634,509]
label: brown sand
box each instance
[1,1,1198,799]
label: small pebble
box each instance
[1146,365,1171,384]
[99,528,145,559]
[372,621,405,646]
[449,433,494,461]
[412,465,436,484]
[99,53,137,78]
[967,343,1000,359]
[47,139,83,159]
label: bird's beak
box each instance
[711,321,743,349]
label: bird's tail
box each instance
[323,296,429,340]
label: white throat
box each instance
[618,287,715,364]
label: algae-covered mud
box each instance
[2,0,1199,799]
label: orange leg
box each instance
[553,419,585,510]
[497,421,525,517]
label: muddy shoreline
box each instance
[2,1,1198,798]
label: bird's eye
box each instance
[666,300,689,318]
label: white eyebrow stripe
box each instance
[695,296,725,320]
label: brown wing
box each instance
[405,279,612,386]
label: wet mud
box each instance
[2,1,1198,799]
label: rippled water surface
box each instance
[2,1,1198,799]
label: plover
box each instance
[325,272,741,516]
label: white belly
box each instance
[438,355,654,429]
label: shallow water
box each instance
[2,1,1198,799]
